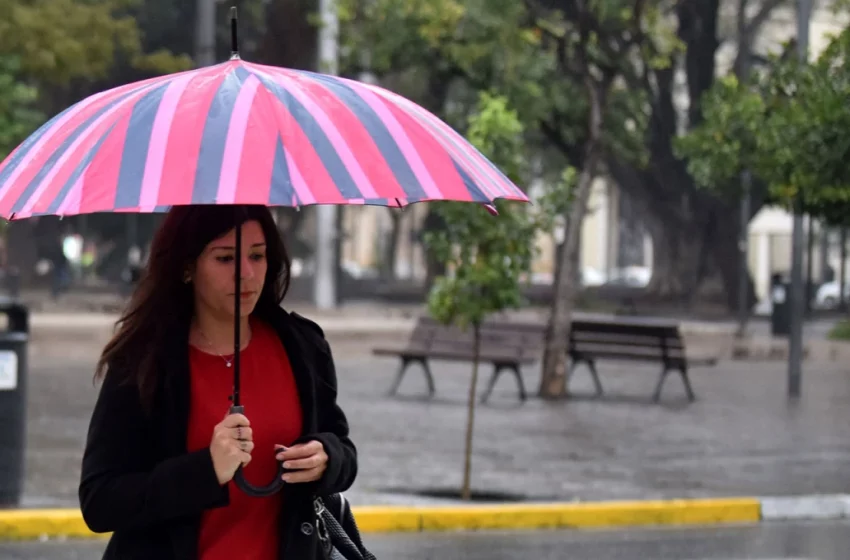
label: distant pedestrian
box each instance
[78,205,358,560]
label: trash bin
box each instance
[0,299,29,506]
[770,274,791,337]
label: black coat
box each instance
[78,306,358,559]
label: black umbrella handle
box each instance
[229,405,286,498]
[233,463,286,498]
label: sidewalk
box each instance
[26,301,850,365]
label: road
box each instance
[2,521,849,559]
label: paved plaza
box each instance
[20,328,850,508]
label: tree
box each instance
[676,19,850,321]
[527,0,674,398]
[605,0,792,309]
[673,73,766,198]
[0,0,191,93]
[423,93,543,500]
[677,27,850,226]
[758,31,850,211]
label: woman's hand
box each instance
[210,412,254,486]
[276,441,328,483]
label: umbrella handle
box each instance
[233,462,286,498]
[229,404,286,497]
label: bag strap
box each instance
[339,493,347,520]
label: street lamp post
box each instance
[787,0,812,399]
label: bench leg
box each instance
[422,359,436,397]
[679,366,696,402]
[651,368,669,403]
[388,358,436,397]
[567,359,604,397]
[387,358,413,396]
[587,360,604,397]
[511,365,528,402]
[480,364,526,403]
[480,365,503,404]
[653,367,696,403]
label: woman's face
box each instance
[190,220,268,320]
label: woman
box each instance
[78,205,357,560]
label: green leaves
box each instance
[465,93,525,180]
[423,93,543,329]
[750,34,850,215]
[675,27,850,220]
[674,74,766,197]
[0,57,43,161]
[0,0,192,87]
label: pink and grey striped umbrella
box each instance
[0,59,528,220]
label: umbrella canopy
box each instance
[0,59,528,220]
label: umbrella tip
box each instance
[230,6,240,59]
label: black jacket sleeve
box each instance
[292,317,358,496]
[78,367,229,534]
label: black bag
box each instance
[314,493,377,560]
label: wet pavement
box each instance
[3,520,850,559]
[18,330,850,507]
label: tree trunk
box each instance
[709,213,757,311]
[539,77,606,400]
[422,208,447,289]
[379,211,402,279]
[839,227,847,312]
[644,214,699,303]
[643,194,757,311]
[257,0,319,70]
[461,323,481,501]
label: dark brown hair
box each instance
[95,205,291,409]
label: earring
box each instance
[183,272,191,284]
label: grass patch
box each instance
[828,320,850,341]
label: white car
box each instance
[815,281,850,309]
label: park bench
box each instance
[567,318,717,402]
[372,316,545,403]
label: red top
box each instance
[186,317,303,560]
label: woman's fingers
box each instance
[281,467,323,483]
[236,440,255,453]
[221,413,250,428]
[230,426,253,441]
[276,440,323,461]
[282,455,322,470]
[240,451,252,466]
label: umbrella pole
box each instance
[232,218,242,406]
[230,215,286,497]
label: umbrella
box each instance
[0,8,529,497]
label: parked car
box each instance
[815,280,850,309]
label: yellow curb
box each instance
[355,498,761,532]
[0,498,761,540]
[0,509,106,541]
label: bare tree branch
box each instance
[744,0,786,38]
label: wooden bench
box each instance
[567,318,717,402]
[372,316,545,403]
